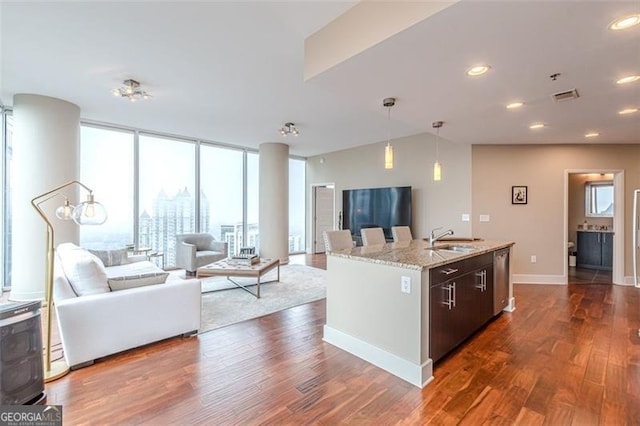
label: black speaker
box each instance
[0,301,45,405]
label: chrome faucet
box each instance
[430,227,454,246]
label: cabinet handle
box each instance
[475,271,484,290]
[598,233,601,243]
[474,270,488,291]
[442,282,456,309]
[441,268,459,275]
[452,282,456,308]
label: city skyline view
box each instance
[83,186,304,268]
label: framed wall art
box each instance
[512,186,528,204]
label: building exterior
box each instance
[139,188,209,267]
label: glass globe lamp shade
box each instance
[55,199,75,220]
[72,193,107,225]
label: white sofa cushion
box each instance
[108,272,169,291]
[105,260,160,278]
[57,243,110,296]
[88,248,130,267]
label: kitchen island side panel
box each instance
[325,255,423,364]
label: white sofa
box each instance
[53,243,201,369]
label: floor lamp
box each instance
[31,180,107,382]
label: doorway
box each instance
[312,184,335,254]
[564,170,624,285]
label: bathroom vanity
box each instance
[576,230,613,270]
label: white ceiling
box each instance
[1,1,639,157]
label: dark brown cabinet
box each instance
[577,231,613,271]
[429,253,494,363]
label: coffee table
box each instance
[196,258,279,299]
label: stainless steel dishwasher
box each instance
[493,248,510,315]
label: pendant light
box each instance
[433,121,444,181]
[383,97,396,169]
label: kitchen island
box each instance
[323,239,515,388]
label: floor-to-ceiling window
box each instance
[246,152,260,253]
[79,125,134,249]
[289,158,306,253]
[200,144,243,256]
[74,122,305,270]
[2,112,13,291]
[139,134,196,268]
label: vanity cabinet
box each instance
[429,253,493,363]
[577,231,613,271]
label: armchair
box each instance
[176,233,228,275]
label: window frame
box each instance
[585,180,614,218]
[1,108,12,291]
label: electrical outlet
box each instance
[531,255,537,263]
[401,276,411,294]
[480,214,490,222]
[461,214,470,222]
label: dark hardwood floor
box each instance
[568,266,613,285]
[42,254,639,425]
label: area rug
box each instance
[199,264,326,333]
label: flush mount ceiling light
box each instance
[619,107,638,115]
[432,121,444,182]
[279,122,299,136]
[616,75,640,85]
[466,65,490,76]
[111,79,151,102]
[529,123,545,129]
[383,97,396,170]
[609,14,640,30]
[585,132,600,138]
[506,101,524,109]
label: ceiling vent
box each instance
[552,88,580,102]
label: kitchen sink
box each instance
[426,244,487,254]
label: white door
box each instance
[314,186,334,253]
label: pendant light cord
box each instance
[435,126,440,159]
[387,105,391,146]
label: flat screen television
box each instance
[342,186,412,241]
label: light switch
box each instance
[461,214,470,222]
[480,214,490,222]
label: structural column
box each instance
[259,142,289,264]
[10,94,80,301]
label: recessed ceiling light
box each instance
[506,102,524,109]
[619,107,638,115]
[467,65,490,76]
[585,132,600,138]
[609,14,640,30]
[529,123,545,129]
[616,75,640,84]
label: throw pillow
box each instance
[88,248,130,267]
[57,243,110,296]
[107,272,169,292]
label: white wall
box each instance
[306,132,472,252]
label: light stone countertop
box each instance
[327,239,515,271]
[577,229,614,233]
